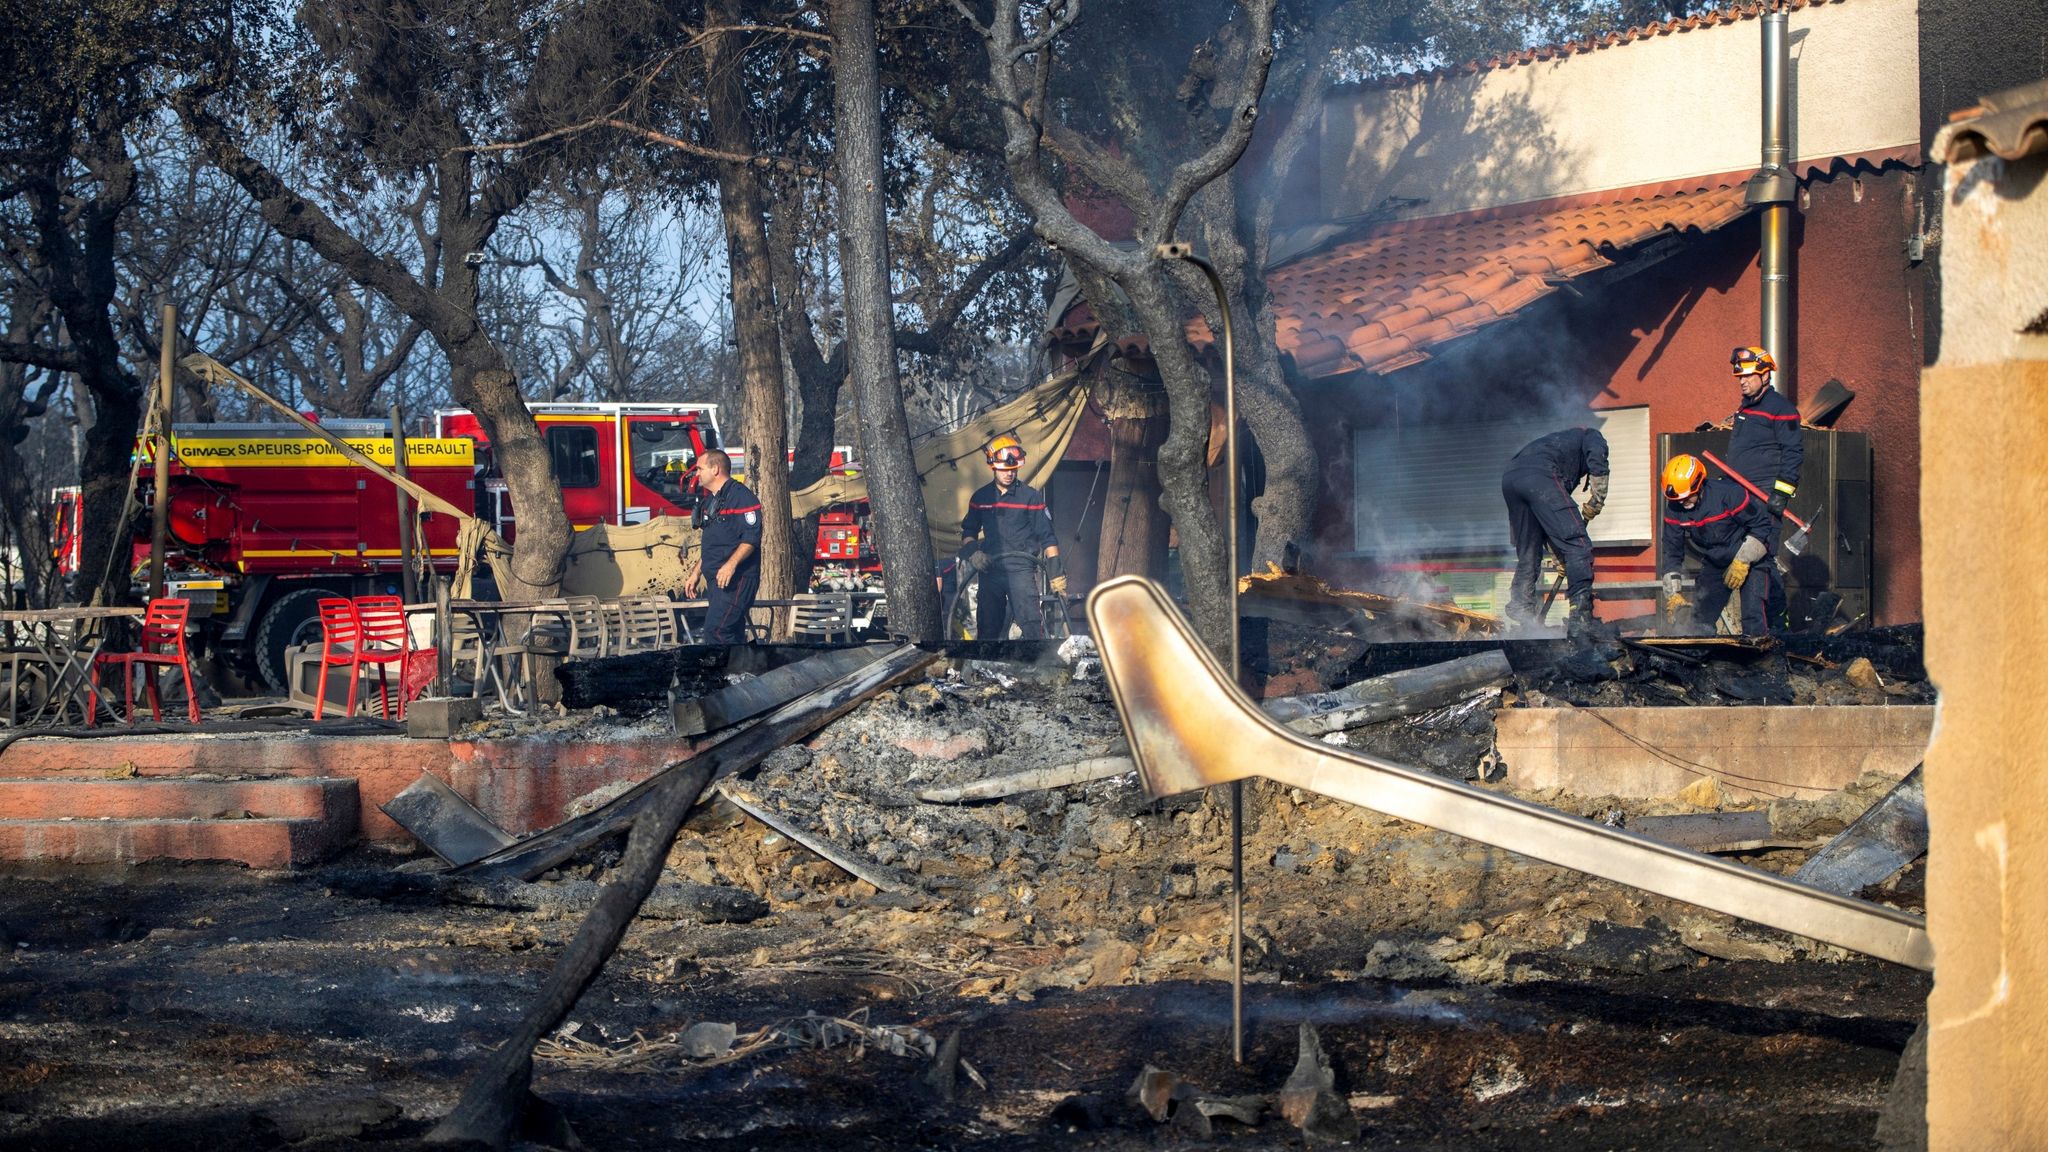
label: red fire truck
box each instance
[61,402,726,690]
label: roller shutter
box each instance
[1351,406,1651,556]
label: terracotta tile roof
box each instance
[1935,78,2048,164]
[1344,0,1849,94]
[1053,176,1755,379]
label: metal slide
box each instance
[1085,577,1933,971]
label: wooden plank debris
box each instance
[917,755,1135,803]
[1629,811,1820,855]
[672,644,889,736]
[380,772,515,867]
[1261,652,1513,736]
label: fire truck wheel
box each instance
[255,587,333,694]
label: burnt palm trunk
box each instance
[830,0,942,641]
[1095,374,1171,580]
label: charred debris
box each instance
[0,591,1933,1151]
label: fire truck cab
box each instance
[434,402,724,534]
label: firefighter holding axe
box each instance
[1716,346,1803,629]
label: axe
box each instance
[1701,450,1811,556]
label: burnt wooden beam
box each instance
[1260,651,1513,736]
[672,643,890,736]
[426,641,939,1150]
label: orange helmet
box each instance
[1730,346,1776,376]
[1662,454,1707,501]
[986,434,1024,469]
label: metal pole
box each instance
[392,402,418,605]
[1157,244,1243,1064]
[1758,5,1794,398]
[149,304,176,602]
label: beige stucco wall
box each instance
[1320,0,1919,220]
[1923,145,2048,1149]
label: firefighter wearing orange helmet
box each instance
[960,434,1063,640]
[1721,345,1800,629]
[1658,453,1777,635]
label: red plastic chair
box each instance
[90,598,198,725]
[312,597,360,720]
[349,595,434,720]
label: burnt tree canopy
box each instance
[170,0,696,597]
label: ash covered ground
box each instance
[0,632,1931,1150]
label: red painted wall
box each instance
[1591,165,1924,623]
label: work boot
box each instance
[1564,591,1615,646]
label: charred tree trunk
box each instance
[1124,271,1232,639]
[1184,186,1316,572]
[960,0,1277,655]
[770,181,847,494]
[706,0,794,637]
[19,147,146,609]
[830,0,942,642]
[1094,373,1171,580]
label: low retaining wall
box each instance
[0,733,688,841]
[1494,705,1934,800]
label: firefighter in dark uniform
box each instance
[960,434,1064,640]
[684,449,762,644]
[1658,454,1778,636]
[1720,345,1802,629]
[1501,425,1610,637]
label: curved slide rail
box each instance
[1085,576,1933,971]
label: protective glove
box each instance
[1734,535,1767,565]
[1660,573,1688,618]
[1723,559,1751,590]
[1048,574,1069,596]
[1581,474,1609,523]
[1767,485,1793,516]
[962,547,989,573]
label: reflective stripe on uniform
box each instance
[1664,493,1751,527]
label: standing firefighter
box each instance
[684,449,762,644]
[1722,345,1801,628]
[1658,454,1778,635]
[1500,426,1610,638]
[960,434,1064,640]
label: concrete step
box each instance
[0,815,351,868]
[0,777,358,822]
[0,777,360,867]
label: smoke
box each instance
[1295,297,1620,605]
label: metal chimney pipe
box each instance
[1755,6,1795,397]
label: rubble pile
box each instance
[628,627,1930,1002]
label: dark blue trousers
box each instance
[703,564,760,644]
[1502,467,1593,620]
[975,564,1046,640]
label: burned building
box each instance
[1058,0,1952,629]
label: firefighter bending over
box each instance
[684,449,762,644]
[960,434,1064,640]
[1500,425,1610,638]
[1658,454,1778,636]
